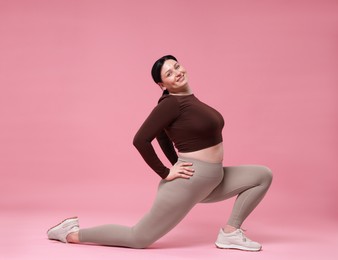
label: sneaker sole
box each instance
[47,216,78,234]
[215,242,262,252]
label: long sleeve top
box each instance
[133,93,224,179]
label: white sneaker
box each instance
[215,228,262,251]
[47,217,79,243]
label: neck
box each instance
[169,85,193,96]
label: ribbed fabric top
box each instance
[133,94,224,178]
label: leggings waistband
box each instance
[177,156,223,168]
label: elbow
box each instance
[133,135,141,149]
[133,134,146,150]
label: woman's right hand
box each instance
[165,162,195,181]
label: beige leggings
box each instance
[79,156,273,248]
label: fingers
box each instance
[166,162,195,181]
[179,162,194,172]
[180,162,194,175]
[179,168,194,176]
[178,173,191,179]
[177,163,194,179]
[180,162,193,167]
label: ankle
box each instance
[222,225,237,233]
[66,231,79,243]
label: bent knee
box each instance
[259,165,273,185]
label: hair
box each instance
[151,55,178,84]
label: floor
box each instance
[2,205,337,260]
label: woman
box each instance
[47,55,273,251]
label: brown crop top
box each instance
[133,93,224,179]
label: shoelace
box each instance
[237,229,250,242]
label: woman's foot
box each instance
[215,228,262,251]
[47,217,79,243]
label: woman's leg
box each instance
[201,165,273,228]
[77,159,223,248]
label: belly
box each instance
[178,142,224,163]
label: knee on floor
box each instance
[130,235,154,249]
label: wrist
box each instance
[160,168,170,179]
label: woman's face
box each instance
[159,59,189,94]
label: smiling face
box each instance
[159,59,190,95]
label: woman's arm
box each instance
[156,130,178,165]
[133,96,179,179]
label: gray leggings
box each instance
[79,156,273,248]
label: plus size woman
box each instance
[47,55,273,251]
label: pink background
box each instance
[1,0,337,259]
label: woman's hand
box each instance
[165,162,194,181]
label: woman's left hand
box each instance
[165,162,194,181]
